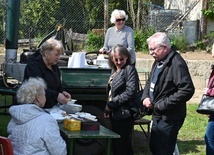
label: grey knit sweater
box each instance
[103,25,136,64]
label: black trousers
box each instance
[149,118,184,155]
[111,117,134,155]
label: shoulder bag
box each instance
[196,94,214,115]
[196,78,214,115]
[131,78,152,119]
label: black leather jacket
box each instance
[107,63,139,120]
[142,49,195,120]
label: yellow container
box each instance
[63,118,81,131]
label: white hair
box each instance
[110,9,128,23]
[17,77,47,104]
[40,38,64,55]
[147,32,171,49]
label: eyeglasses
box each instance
[116,18,126,22]
[149,45,163,53]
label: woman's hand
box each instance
[57,92,71,104]
[104,106,111,118]
[99,47,106,54]
[62,91,71,100]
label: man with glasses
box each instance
[99,9,136,65]
[141,32,195,155]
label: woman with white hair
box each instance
[99,9,136,65]
[7,77,67,155]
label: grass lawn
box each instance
[0,115,11,137]
[177,103,207,155]
[133,103,207,155]
[0,103,208,155]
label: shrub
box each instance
[204,31,214,52]
[85,30,104,51]
[169,33,187,52]
[134,27,155,53]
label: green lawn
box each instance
[0,115,11,137]
[133,103,207,155]
[0,95,13,137]
[177,103,207,155]
[0,104,208,155]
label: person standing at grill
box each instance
[99,9,136,65]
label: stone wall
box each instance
[136,58,213,103]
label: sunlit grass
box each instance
[133,104,207,155]
[177,104,207,155]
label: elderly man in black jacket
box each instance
[141,32,195,155]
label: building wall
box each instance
[164,0,214,35]
[164,0,203,21]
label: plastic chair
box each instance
[0,136,14,155]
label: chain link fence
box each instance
[0,0,178,50]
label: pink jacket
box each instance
[206,66,214,96]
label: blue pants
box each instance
[205,115,214,155]
[149,118,184,155]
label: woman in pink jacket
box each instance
[204,44,214,155]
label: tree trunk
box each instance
[127,0,136,29]
[136,0,143,30]
[104,0,108,35]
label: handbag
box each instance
[196,94,214,115]
[130,78,152,119]
[134,88,152,116]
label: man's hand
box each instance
[143,97,153,109]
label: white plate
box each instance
[46,106,70,121]
[60,103,82,114]
[51,112,70,122]
[75,112,97,121]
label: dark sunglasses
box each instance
[116,18,126,22]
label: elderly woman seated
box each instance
[7,77,67,155]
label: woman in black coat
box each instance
[104,44,139,155]
[24,38,71,108]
